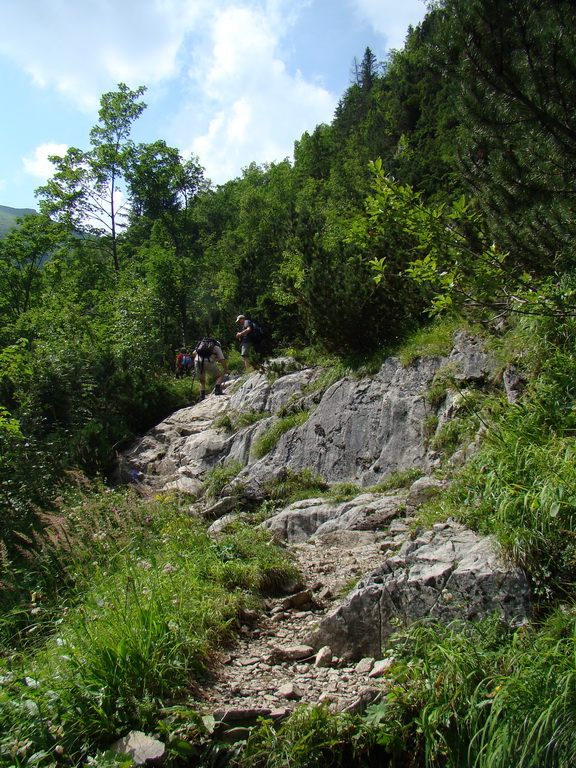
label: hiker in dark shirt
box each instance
[235,314,265,371]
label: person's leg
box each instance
[195,360,207,399]
[213,370,226,394]
[199,373,206,398]
[240,341,254,370]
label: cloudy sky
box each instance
[0,0,428,210]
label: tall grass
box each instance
[354,611,576,768]
[251,409,309,459]
[398,316,465,366]
[470,608,576,768]
[241,703,384,768]
[444,400,576,597]
[0,489,298,766]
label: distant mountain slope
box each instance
[0,204,38,237]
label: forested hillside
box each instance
[0,205,37,237]
[2,1,576,765]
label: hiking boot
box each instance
[199,391,206,400]
[213,384,224,396]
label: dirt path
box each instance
[197,525,408,724]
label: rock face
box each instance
[303,520,531,660]
[115,366,322,489]
[117,332,496,498]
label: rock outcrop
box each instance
[303,519,531,659]
[262,492,407,542]
[117,331,496,499]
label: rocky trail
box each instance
[196,521,414,736]
[117,355,533,745]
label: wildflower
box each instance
[163,563,177,574]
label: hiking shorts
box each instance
[240,340,253,357]
[195,360,221,378]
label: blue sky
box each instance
[0,0,428,210]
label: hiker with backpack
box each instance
[193,337,229,400]
[235,314,265,371]
[175,348,193,378]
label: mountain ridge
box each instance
[0,203,38,237]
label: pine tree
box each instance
[441,0,576,272]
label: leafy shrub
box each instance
[266,469,327,505]
[202,460,244,499]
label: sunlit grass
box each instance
[0,491,298,765]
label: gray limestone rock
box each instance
[304,521,531,660]
[111,731,165,765]
[262,493,407,542]
[117,335,496,501]
[314,646,333,668]
[277,682,304,700]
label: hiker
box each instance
[175,348,193,378]
[193,337,229,399]
[235,314,264,371]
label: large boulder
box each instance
[304,521,531,660]
[263,493,407,543]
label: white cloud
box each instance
[0,0,212,109]
[179,3,336,182]
[0,0,429,199]
[352,0,427,50]
[23,143,68,180]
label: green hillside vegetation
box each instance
[2,0,576,765]
[0,205,37,237]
